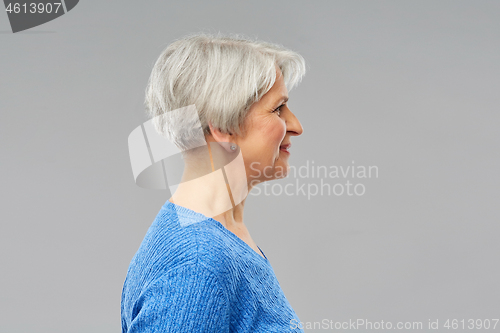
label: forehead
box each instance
[265,70,289,103]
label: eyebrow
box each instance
[277,96,289,104]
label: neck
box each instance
[169,143,250,229]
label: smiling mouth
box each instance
[279,143,291,154]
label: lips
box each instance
[279,143,291,153]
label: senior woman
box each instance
[121,33,306,332]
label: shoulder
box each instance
[127,208,241,287]
[122,209,235,316]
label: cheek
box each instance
[268,119,286,146]
[244,118,286,171]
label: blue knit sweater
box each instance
[121,200,303,332]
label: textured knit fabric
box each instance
[121,200,303,333]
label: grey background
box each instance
[1,1,499,332]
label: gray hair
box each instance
[145,33,306,151]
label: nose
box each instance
[284,106,303,136]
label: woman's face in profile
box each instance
[236,69,303,185]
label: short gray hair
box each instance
[145,33,306,151]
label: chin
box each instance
[273,164,289,179]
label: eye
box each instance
[273,104,284,116]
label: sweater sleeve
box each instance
[126,262,230,333]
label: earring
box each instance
[230,144,236,151]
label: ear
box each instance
[207,122,236,153]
